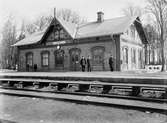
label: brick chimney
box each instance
[97,11,104,22]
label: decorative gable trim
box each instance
[123,16,148,44]
[39,18,74,44]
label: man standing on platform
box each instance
[109,55,113,71]
[80,56,86,72]
[87,55,91,72]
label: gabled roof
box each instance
[39,17,77,44]
[13,29,46,46]
[57,18,77,38]
[76,16,136,39]
[13,16,147,46]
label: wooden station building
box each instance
[13,12,148,72]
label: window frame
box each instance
[122,46,128,64]
[41,51,50,67]
[54,49,65,67]
[91,46,105,66]
[131,48,136,64]
[69,48,81,63]
[26,52,33,67]
[130,25,135,39]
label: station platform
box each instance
[0,70,167,85]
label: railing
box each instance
[0,78,167,102]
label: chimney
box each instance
[97,11,104,22]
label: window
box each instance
[126,30,129,35]
[60,29,67,39]
[139,49,142,61]
[26,52,33,66]
[55,50,64,67]
[138,49,143,68]
[131,48,136,64]
[70,48,81,63]
[130,26,135,39]
[91,46,105,65]
[54,31,59,39]
[47,26,69,41]
[122,47,128,64]
[41,51,49,67]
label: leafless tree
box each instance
[144,24,161,64]
[18,20,26,40]
[0,8,87,69]
[146,0,167,71]
[22,15,52,35]
[24,8,86,35]
[25,23,37,34]
[0,17,18,69]
[122,4,143,17]
[34,15,53,31]
[57,8,86,24]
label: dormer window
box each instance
[130,25,135,39]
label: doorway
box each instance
[91,46,105,71]
[54,49,64,70]
[69,48,81,71]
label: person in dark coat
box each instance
[80,56,86,72]
[26,64,29,72]
[34,64,37,72]
[87,56,91,72]
[109,55,114,71]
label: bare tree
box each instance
[24,8,86,35]
[0,8,86,69]
[0,17,18,69]
[25,23,37,34]
[146,0,167,71]
[144,24,161,64]
[122,4,143,17]
[34,15,53,31]
[25,15,52,34]
[57,8,86,24]
[18,20,26,40]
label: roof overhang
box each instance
[74,32,123,40]
[134,17,148,44]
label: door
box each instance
[69,48,81,71]
[54,50,64,70]
[91,46,105,71]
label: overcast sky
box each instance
[0,0,147,30]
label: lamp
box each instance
[57,44,60,50]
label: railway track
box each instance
[0,77,167,113]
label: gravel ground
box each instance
[0,95,167,123]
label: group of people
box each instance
[80,55,114,72]
[80,56,91,72]
[26,64,38,72]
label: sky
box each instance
[0,0,147,31]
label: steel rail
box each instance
[0,88,167,114]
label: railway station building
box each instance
[13,12,148,72]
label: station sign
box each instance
[46,40,67,46]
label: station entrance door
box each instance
[69,48,81,71]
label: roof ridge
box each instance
[78,16,131,28]
[13,15,146,46]
[74,24,80,39]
